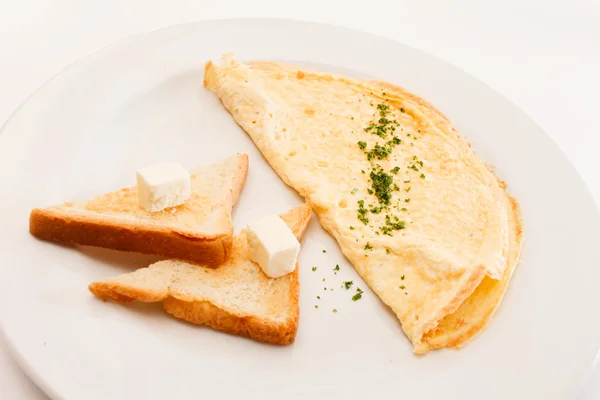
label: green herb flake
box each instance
[401,207,407,211]
[349,226,355,230]
[401,275,405,280]
[369,168,394,206]
[312,266,317,271]
[352,287,364,301]
[364,242,373,251]
[420,173,426,179]
[365,143,392,160]
[357,141,367,149]
[380,215,406,235]
[399,285,405,290]
[322,249,326,253]
[315,305,319,309]
[351,188,358,194]
[357,199,369,225]
[334,265,340,272]
[390,166,400,174]
[343,281,354,290]
[333,309,338,313]
[386,248,391,254]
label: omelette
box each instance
[204,55,523,354]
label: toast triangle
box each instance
[30,153,248,266]
[89,203,312,345]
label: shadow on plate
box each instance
[76,245,164,274]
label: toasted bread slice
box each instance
[30,154,248,266]
[89,203,312,345]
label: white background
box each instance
[0,0,598,398]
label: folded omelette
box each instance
[205,55,523,354]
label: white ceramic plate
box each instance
[1,19,599,400]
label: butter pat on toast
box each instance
[30,153,248,266]
[89,203,312,345]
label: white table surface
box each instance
[1,0,599,398]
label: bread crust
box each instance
[30,208,231,266]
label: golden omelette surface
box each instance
[205,56,523,353]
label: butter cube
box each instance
[136,162,191,212]
[247,215,300,278]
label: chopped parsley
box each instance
[386,248,391,254]
[365,143,392,160]
[357,199,369,225]
[332,309,338,313]
[380,214,406,235]
[343,281,354,290]
[401,275,405,280]
[349,226,355,230]
[312,266,317,272]
[352,102,427,239]
[399,285,405,290]
[317,296,321,299]
[377,103,390,115]
[315,305,319,309]
[364,242,373,250]
[352,287,364,301]
[322,249,326,253]
[334,265,340,272]
[369,168,394,206]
